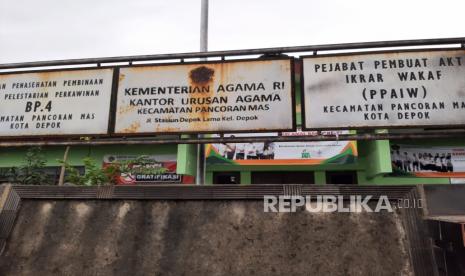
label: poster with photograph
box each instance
[390,144,465,177]
[206,130,357,165]
[102,155,191,184]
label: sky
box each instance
[0,0,464,64]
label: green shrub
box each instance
[9,147,53,185]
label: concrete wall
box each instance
[0,199,413,275]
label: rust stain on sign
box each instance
[155,126,179,132]
[118,105,136,115]
[189,66,214,85]
[122,122,141,133]
[188,65,216,128]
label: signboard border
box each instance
[0,66,117,139]
[300,47,465,131]
[113,57,297,136]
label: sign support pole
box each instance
[196,0,209,185]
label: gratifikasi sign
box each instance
[0,68,114,136]
[302,49,465,129]
[115,59,294,134]
[103,155,182,184]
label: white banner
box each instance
[0,68,114,136]
[391,144,465,177]
[207,130,357,165]
[302,49,465,129]
[115,59,294,134]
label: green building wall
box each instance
[205,138,455,185]
[0,144,177,168]
[0,134,458,186]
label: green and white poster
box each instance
[207,130,357,166]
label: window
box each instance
[213,172,240,184]
[326,171,358,184]
[251,171,314,184]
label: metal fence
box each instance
[0,37,464,146]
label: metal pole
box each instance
[200,0,208,53]
[2,130,465,147]
[58,146,70,186]
[196,0,208,185]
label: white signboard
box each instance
[0,68,114,136]
[115,59,294,134]
[302,49,465,129]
